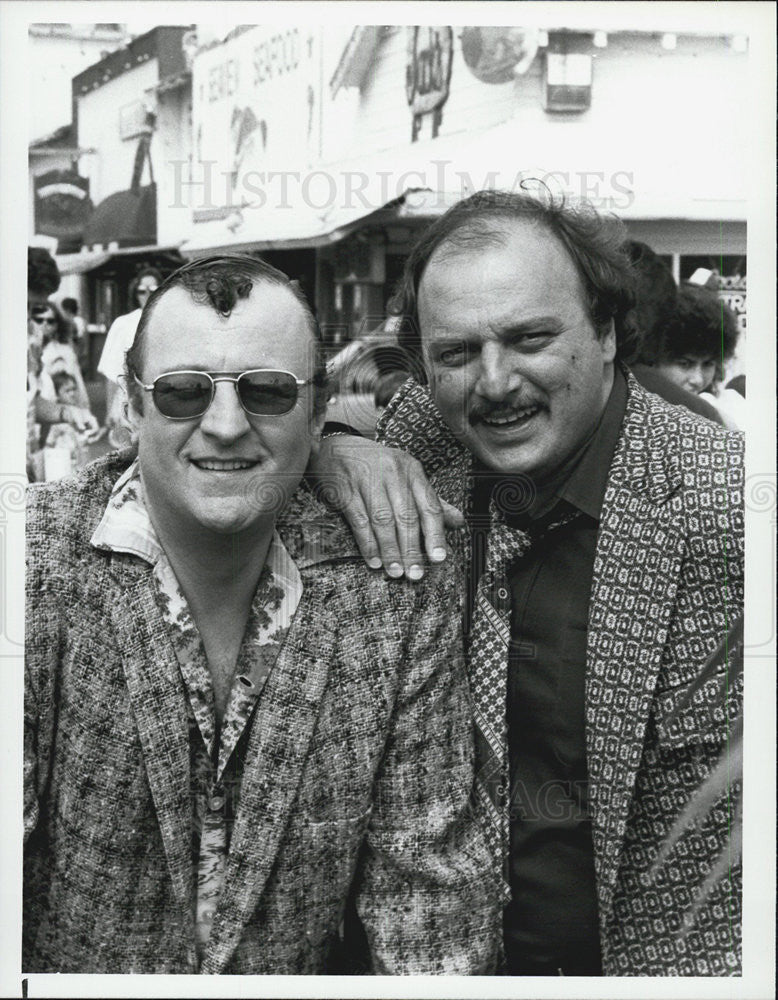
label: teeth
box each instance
[194,460,255,471]
[483,405,539,426]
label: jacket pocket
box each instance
[652,670,736,749]
[295,810,373,951]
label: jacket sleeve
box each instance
[24,491,60,844]
[354,562,501,974]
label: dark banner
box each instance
[34,169,92,241]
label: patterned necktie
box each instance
[468,499,580,899]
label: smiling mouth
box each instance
[478,404,542,428]
[191,459,259,471]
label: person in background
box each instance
[654,282,743,429]
[27,248,98,481]
[622,241,724,425]
[35,302,91,411]
[373,369,411,412]
[98,266,162,435]
[40,372,106,476]
[60,296,87,370]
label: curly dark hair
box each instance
[624,240,678,366]
[389,187,639,373]
[659,283,739,382]
[125,254,328,417]
[28,247,61,298]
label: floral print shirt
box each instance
[91,458,302,964]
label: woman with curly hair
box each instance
[653,282,743,428]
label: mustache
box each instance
[469,397,543,424]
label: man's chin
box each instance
[463,430,545,478]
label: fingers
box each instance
[339,489,384,572]
[385,482,426,580]
[310,435,463,580]
[409,477,449,566]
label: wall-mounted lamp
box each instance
[593,31,608,49]
[543,32,593,113]
[660,33,677,51]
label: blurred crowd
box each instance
[26,230,744,484]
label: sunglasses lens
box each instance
[238,371,298,415]
[153,372,212,418]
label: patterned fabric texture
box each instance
[377,368,744,976]
[92,458,304,958]
[24,450,502,974]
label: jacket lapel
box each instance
[201,588,337,974]
[108,562,196,946]
[585,381,686,925]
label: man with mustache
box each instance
[24,254,499,974]
[314,190,744,976]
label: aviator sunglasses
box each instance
[133,369,312,420]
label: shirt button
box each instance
[209,793,225,812]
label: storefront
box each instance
[55,25,191,373]
[166,19,750,383]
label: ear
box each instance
[600,319,617,364]
[307,409,326,460]
[118,375,143,431]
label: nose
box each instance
[473,341,520,401]
[686,364,706,393]
[198,380,251,443]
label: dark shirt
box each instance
[470,370,627,976]
[630,363,724,425]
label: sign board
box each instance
[119,100,153,140]
[192,26,322,214]
[34,169,92,243]
[405,26,453,142]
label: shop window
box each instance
[679,254,747,336]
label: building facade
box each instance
[178,23,748,355]
[42,20,748,377]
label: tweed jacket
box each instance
[377,369,744,976]
[24,453,501,975]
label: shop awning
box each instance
[180,193,447,256]
[83,186,157,250]
[180,113,745,256]
[56,243,182,275]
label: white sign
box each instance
[192,26,321,213]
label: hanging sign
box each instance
[34,170,92,241]
[405,27,453,142]
[192,26,321,213]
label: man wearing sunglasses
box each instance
[24,254,499,974]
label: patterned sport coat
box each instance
[377,369,744,976]
[24,453,501,975]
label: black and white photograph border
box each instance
[1,1,775,998]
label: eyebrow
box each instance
[496,316,564,337]
[427,316,564,344]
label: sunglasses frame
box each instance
[133,368,311,420]
[31,315,57,324]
